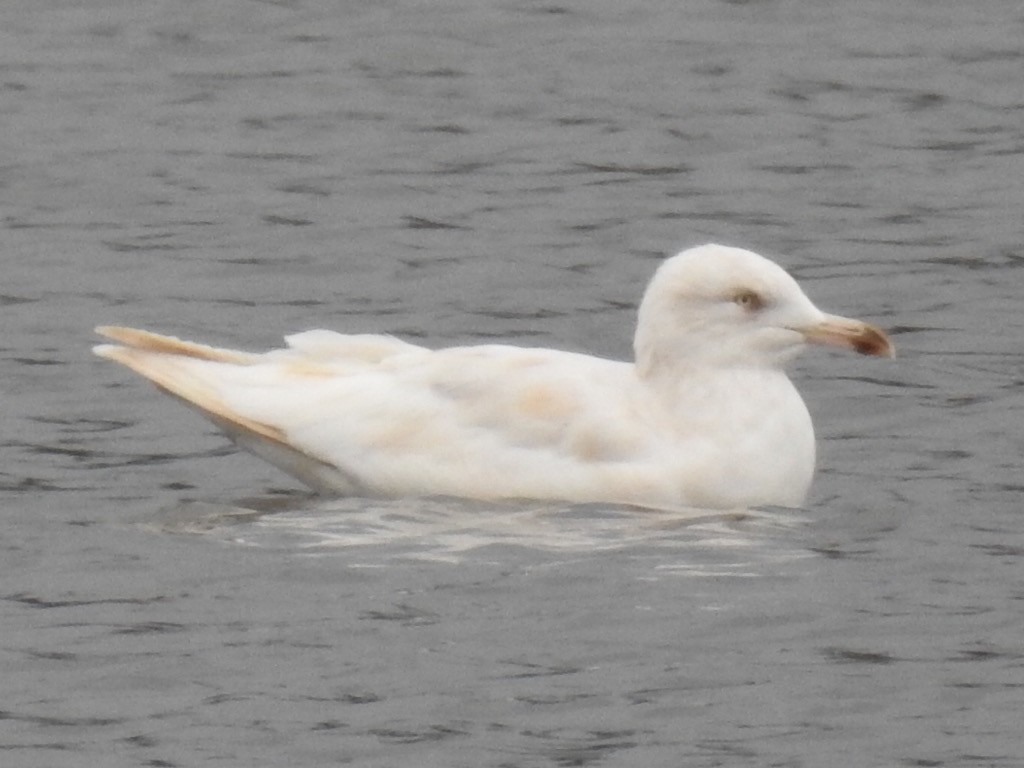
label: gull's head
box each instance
[634,244,893,376]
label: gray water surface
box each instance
[3,1,1023,766]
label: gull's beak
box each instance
[800,313,895,358]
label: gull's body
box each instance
[94,244,892,510]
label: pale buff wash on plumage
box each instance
[94,244,893,510]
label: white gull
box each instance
[94,244,893,510]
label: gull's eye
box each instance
[733,289,765,312]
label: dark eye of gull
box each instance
[733,289,766,312]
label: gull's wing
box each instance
[94,327,661,501]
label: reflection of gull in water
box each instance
[95,244,892,510]
[153,495,814,571]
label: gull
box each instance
[94,244,893,510]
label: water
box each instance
[3,0,1023,765]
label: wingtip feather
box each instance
[92,342,119,360]
[93,326,255,364]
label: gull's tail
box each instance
[93,325,285,444]
[93,326,354,491]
